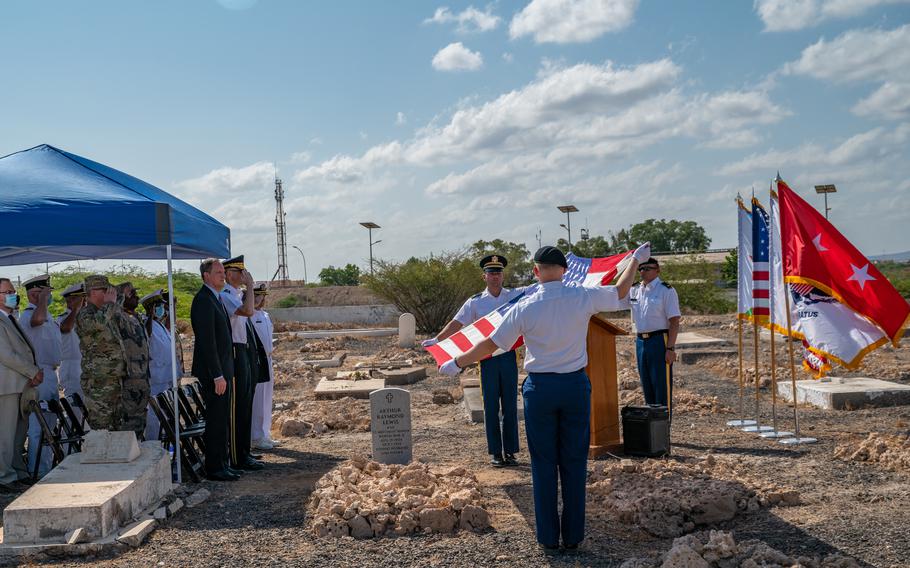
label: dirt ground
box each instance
[266,284,384,308]
[2,315,910,567]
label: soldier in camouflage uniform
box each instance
[115,282,151,436]
[77,275,149,436]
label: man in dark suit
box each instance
[190,259,237,482]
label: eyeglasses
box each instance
[638,266,656,272]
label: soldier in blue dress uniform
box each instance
[424,254,525,467]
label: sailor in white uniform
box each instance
[20,275,62,477]
[250,284,280,450]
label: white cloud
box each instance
[784,24,910,83]
[510,0,638,44]
[290,151,311,163]
[502,52,514,63]
[396,111,407,125]
[718,123,910,176]
[754,0,910,32]
[784,25,910,118]
[853,82,910,119]
[432,42,484,71]
[174,161,274,198]
[424,6,500,33]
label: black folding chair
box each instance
[28,400,66,480]
[186,381,207,420]
[149,390,205,483]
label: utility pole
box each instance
[272,176,290,283]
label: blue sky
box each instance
[2,0,909,280]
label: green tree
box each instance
[609,219,711,253]
[363,252,484,333]
[720,249,738,286]
[469,239,533,286]
[318,264,361,286]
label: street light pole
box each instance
[359,222,381,276]
[557,205,579,252]
[291,245,307,284]
[814,184,837,220]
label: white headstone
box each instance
[370,388,412,464]
[80,430,141,463]
[398,313,416,348]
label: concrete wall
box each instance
[270,304,400,325]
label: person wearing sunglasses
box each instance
[624,257,680,407]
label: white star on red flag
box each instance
[847,263,876,291]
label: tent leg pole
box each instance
[166,244,182,484]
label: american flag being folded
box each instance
[425,250,632,367]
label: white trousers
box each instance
[27,364,59,477]
[58,359,82,398]
[251,378,274,442]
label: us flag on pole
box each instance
[425,250,632,367]
[752,197,771,323]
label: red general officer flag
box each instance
[778,179,910,344]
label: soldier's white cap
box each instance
[140,289,166,307]
[23,275,53,291]
[61,283,86,298]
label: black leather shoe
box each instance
[16,477,36,486]
[208,469,240,482]
[226,467,244,476]
[564,543,580,553]
[504,453,518,466]
[540,543,560,554]
[490,453,505,468]
[249,453,264,460]
[237,458,265,471]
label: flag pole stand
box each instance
[742,318,773,433]
[760,327,793,438]
[779,283,816,445]
[727,316,756,427]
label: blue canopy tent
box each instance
[0,144,232,482]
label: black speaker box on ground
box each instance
[622,404,669,457]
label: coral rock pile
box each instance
[273,397,371,437]
[589,456,800,538]
[834,432,910,472]
[621,530,859,568]
[310,457,491,538]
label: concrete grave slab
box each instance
[678,348,737,365]
[80,430,141,464]
[375,366,426,386]
[2,442,172,544]
[778,377,910,410]
[292,328,397,340]
[463,388,484,423]
[302,352,346,368]
[462,387,524,424]
[674,332,730,348]
[760,328,799,343]
[460,376,480,389]
[314,378,386,400]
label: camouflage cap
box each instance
[84,274,112,290]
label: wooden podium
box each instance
[585,314,628,457]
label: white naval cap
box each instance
[61,282,86,297]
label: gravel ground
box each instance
[2,315,909,568]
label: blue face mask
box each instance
[3,294,18,309]
[154,304,166,319]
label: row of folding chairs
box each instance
[148,383,208,482]
[28,393,90,480]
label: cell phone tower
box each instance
[272,175,290,282]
